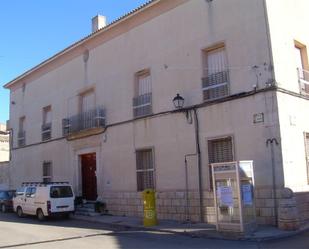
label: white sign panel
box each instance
[217,186,233,207]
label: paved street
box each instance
[0,212,309,249]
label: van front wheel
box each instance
[37,209,46,221]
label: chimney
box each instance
[92,15,107,33]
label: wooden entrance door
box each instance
[81,153,97,201]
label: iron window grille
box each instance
[304,133,309,184]
[136,149,154,191]
[133,93,152,118]
[43,161,52,183]
[298,68,309,95]
[202,71,229,101]
[62,106,105,136]
[41,123,52,141]
[18,130,26,147]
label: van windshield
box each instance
[50,186,73,198]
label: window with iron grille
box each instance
[202,45,229,101]
[43,161,52,183]
[295,41,309,94]
[133,70,152,118]
[18,116,26,147]
[42,105,52,141]
[136,149,154,191]
[304,133,309,184]
[208,137,234,187]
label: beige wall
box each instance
[266,0,309,93]
[10,91,283,194]
[9,0,272,145]
[7,0,281,192]
[265,0,309,191]
[277,92,309,191]
[0,123,9,162]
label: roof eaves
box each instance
[3,0,159,89]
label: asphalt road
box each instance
[0,212,308,249]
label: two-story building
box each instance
[3,0,309,227]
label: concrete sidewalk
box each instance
[72,214,309,241]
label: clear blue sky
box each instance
[0,0,148,124]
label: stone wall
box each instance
[294,192,309,226]
[254,187,277,226]
[101,188,309,229]
[101,190,216,223]
[0,162,10,190]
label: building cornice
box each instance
[11,86,278,151]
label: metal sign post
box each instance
[212,161,256,233]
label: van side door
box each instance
[24,187,37,215]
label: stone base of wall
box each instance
[100,187,309,230]
[295,192,309,227]
[101,190,216,223]
[254,187,277,226]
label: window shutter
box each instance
[207,47,228,76]
[81,91,95,113]
[138,73,151,96]
[208,137,233,163]
[208,137,234,188]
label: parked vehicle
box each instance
[13,182,75,221]
[0,190,15,212]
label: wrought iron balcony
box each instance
[298,68,309,95]
[41,123,52,141]
[202,71,229,101]
[18,130,26,147]
[133,93,152,118]
[62,106,105,138]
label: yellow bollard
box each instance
[143,189,157,226]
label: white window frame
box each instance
[202,44,230,101]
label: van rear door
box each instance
[49,186,74,213]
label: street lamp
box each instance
[173,93,185,109]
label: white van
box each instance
[13,182,75,221]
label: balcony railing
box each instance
[18,130,26,147]
[62,106,105,137]
[202,71,229,101]
[133,93,152,118]
[298,68,309,95]
[41,123,52,141]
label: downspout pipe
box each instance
[182,108,203,223]
[193,108,204,223]
[184,153,197,222]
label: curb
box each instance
[72,215,309,242]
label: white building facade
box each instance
[0,124,9,162]
[4,0,309,227]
